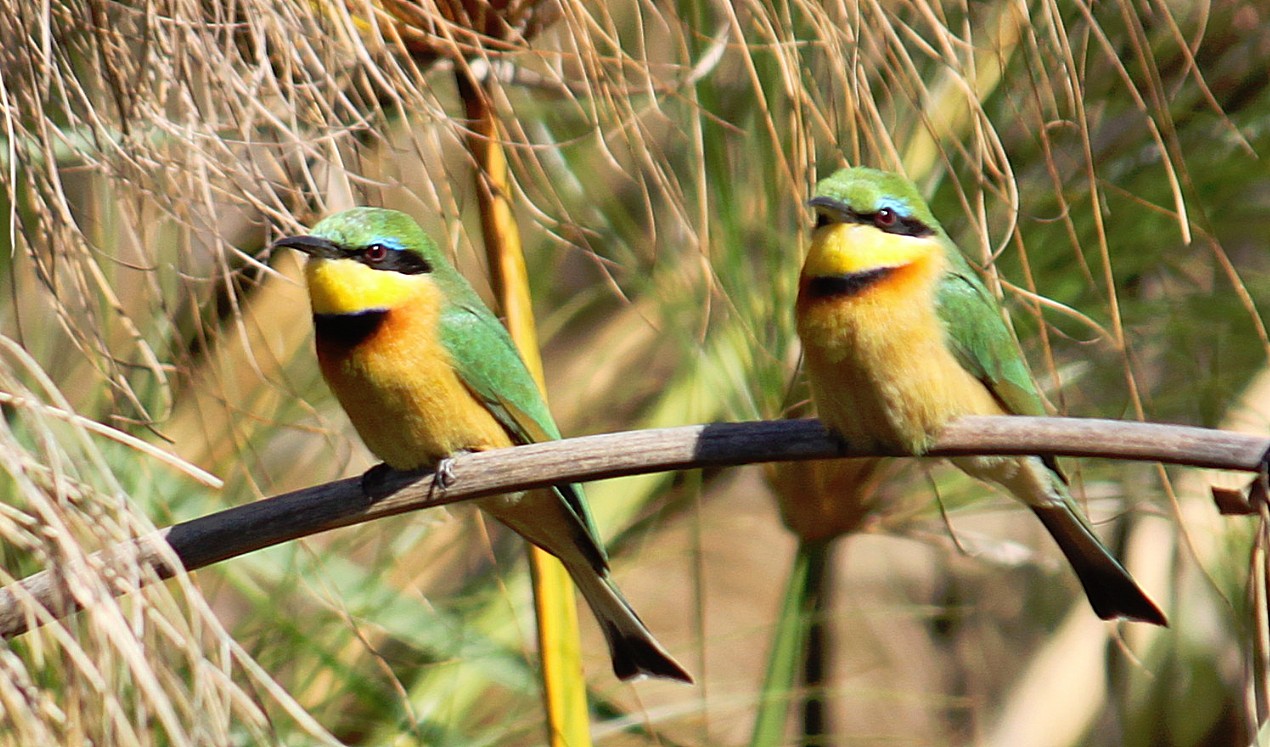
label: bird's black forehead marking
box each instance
[803,267,898,299]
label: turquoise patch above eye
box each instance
[875,196,910,218]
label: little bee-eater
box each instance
[274,208,692,682]
[795,167,1166,625]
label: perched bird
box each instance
[794,167,1166,625]
[274,207,692,682]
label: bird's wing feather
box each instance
[936,254,1070,480]
[439,301,603,547]
[440,302,560,439]
[935,256,1047,418]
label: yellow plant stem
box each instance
[458,69,591,747]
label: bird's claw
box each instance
[435,456,458,490]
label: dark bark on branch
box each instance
[1,416,1266,639]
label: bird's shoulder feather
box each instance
[935,253,1047,418]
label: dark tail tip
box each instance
[604,623,694,684]
[1032,506,1168,627]
[1085,578,1168,627]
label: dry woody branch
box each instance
[0,415,1265,640]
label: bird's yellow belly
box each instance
[799,285,1003,454]
[316,305,512,470]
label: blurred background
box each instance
[0,0,1267,744]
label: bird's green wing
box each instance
[441,300,562,441]
[439,299,604,550]
[935,248,1047,418]
[937,253,1078,483]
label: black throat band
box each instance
[804,266,898,299]
[314,310,388,348]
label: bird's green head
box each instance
[810,167,943,236]
[800,167,948,287]
[273,208,452,315]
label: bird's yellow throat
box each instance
[802,223,940,281]
[305,257,429,315]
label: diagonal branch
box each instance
[1,416,1266,639]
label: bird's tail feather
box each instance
[485,492,692,682]
[952,454,1166,626]
[1031,504,1167,626]
[570,567,694,683]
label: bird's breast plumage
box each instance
[312,281,513,470]
[797,241,1003,454]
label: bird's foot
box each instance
[434,449,477,490]
[434,454,459,490]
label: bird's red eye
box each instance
[364,244,389,262]
[875,208,898,228]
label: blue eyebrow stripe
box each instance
[875,196,911,218]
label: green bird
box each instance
[794,167,1166,625]
[273,207,692,682]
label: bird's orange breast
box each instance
[797,241,1003,454]
[315,287,512,470]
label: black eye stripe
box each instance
[877,213,933,238]
[811,205,933,238]
[346,245,432,275]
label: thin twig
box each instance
[0,416,1265,639]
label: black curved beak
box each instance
[272,234,343,259]
[806,195,853,220]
